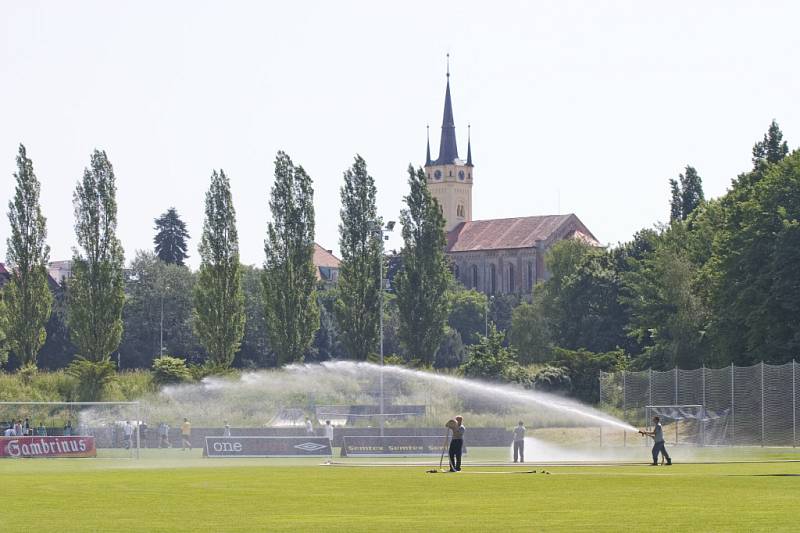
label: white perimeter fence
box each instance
[600,362,798,447]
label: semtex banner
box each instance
[204,436,332,457]
[0,436,97,458]
[342,435,467,457]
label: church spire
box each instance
[466,124,473,167]
[425,125,432,166]
[435,54,459,165]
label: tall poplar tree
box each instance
[4,144,52,368]
[68,150,125,362]
[193,170,245,368]
[394,165,452,365]
[335,155,381,361]
[262,151,318,365]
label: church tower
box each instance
[425,58,473,233]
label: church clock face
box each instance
[434,170,442,180]
[458,170,465,180]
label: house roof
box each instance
[313,244,341,269]
[446,214,598,252]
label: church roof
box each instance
[446,214,598,252]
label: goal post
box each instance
[645,405,707,446]
[0,401,143,458]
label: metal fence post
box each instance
[623,370,627,447]
[761,361,765,447]
[674,367,679,445]
[701,365,706,447]
[731,363,735,446]
[135,401,141,460]
[793,359,797,448]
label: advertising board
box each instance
[0,436,97,458]
[204,436,332,457]
[341,435,467,457]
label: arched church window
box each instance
[449,170,452,177]
[508,264,515,293]
[434,170,442,180]
[489,264,496,294]
[458,170,465,180]
[471,265,478,289]
[527,262,534,292]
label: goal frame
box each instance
[645,404,705,446]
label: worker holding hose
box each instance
[447,415,465,472]
[639,416,672,466]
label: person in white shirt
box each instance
[512,421,526,463]
[3,426,15,437]
[223,421,231,437]
[123,420,134,449]
[305,418,314,435]
[324,420,334,443]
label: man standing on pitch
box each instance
[448,415,465,472]
[513,421,526,463]
[640,416,672,466]
[181,418,192,451]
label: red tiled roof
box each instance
[313,244,341,269]
[446,214,597,252]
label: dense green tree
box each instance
[68,150,125,362]
[434,326,466,368]
[536,240,628,355]
[509,294,552,363]
[669,166,704,221]
[238,265,271,367]
[193,170,245,368]
[394,166,452,365]
[120,251,198,368]
[334,155,381,361]
[752,119,789,170]
[707,149,800,364]
[622,225,710,369]
[310,289,343,362]
[262,152,319,365]
[447,288,487,346]
[4,144,52,368]
[154,207,190,266]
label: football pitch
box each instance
[2,447,799,532]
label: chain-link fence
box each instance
[600,362,798,446]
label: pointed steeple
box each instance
[466,124,473,167]
[435,54,459,165]
[425,125,432,166]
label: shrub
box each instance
[552,347,626,403]
[151,356,192,386]
[531,365,572,393]
[460,325,527,384]
[66,357,117,401]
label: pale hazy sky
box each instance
[1,1,798,268]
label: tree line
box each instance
[2,119,798,403]
[0,148,453,384]
[505,120,799,384]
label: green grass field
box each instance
[2,447,799,532]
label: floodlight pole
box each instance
[375,221,394,438]
[793,359,796,448]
